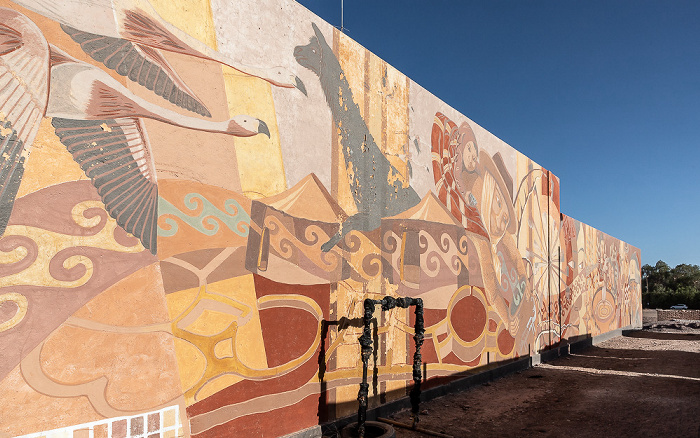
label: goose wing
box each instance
[52,117,159,254]
[61,24,211,118]
[0,11,50,235]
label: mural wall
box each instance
[0,0,641,437]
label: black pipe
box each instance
[356,296,425,436]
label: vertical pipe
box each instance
[410,298,424,427]
[547,170,551,348]
[357,299,376,437]
[355,297,425,434]
[558,246,562,344]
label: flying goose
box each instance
[0,7,270,254]
[10,0,307,117]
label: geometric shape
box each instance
[206,247,248,284]
[148,412,160,432]
[70,263,169,327]
[94,424,108,438]
[73,429,90,438]
[130,417,144,436]
[497,328,516,355]
[160,260,200,294]
[173,248,224,270]
[450,293,487,343]
[112,420,127,438]
[182,308,237,337]
[163,408,176,428]
[260,173,345,223]
[257,304,321,368]
[196,374,243,402]
[214,338,234,359]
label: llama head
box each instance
[294,23,329,75]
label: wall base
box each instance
[306,325,639,438]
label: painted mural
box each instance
[0,1,641,437]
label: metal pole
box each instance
[547,171,551,348]
[356,296,424,436]
[558,246,562,344]
[341,0,344,32]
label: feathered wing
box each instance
[0,18,49,235]
[52,117,159,254]
[61,25,212,118]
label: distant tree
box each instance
[641,260,699,309]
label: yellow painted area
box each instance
[167,275,269,404]
[182,309,238,336]
[163,407,177,428]
[207,275,267,370]
[149,0,218,48]
[172,337,207,395]
[213,338,234,359]
[16,118,88,199]
[166,287,199,321]
[223,70,286,199]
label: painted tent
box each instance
[0,0,641,437]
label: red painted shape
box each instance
[450,295,487,343]
[497,329,516,355]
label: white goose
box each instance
[0,7,270,254]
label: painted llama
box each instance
[294,23,421,252]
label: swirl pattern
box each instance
[158,194,250,238]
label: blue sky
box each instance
[295,0,700,268]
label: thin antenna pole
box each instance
[341,0,344,32]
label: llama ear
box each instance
[311,22,325,43]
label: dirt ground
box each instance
[388,318,700,438]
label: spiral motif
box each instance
[344,232,363,253]
[266,217,281,236]
[49,249,95,284]
[200,216,222,234]
[71,201,109,234]
[422,251,442,277]
[458,234,469,255]
[276,237,295,259]
[361,253,382,278]
[440,232,451,252]
[382,231,399,253]
[595,299,613,320]
[183,194,206,216]
[0,235,38,277]
[158,217,179,236]
[301,225,324,246]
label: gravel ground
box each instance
[388,321,700,438]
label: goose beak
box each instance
[295,76,307,96]
[258,120,270,138]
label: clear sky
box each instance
[295,0,700,269]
